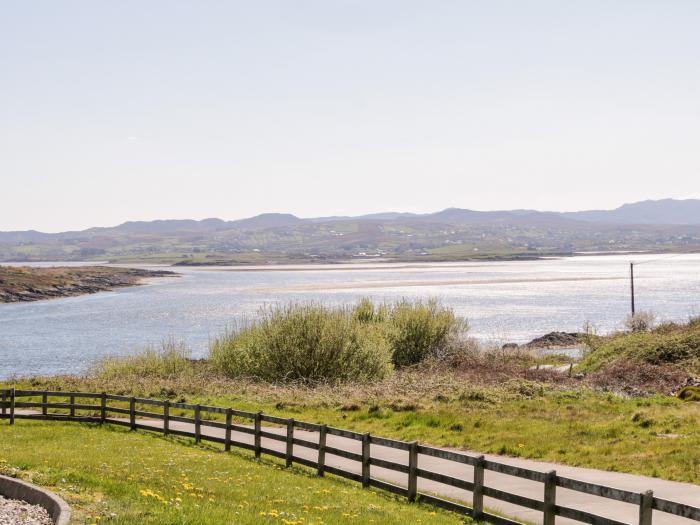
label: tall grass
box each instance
[91,339,193,380]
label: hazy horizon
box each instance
[3,196,700,233]
[3,1,700,232]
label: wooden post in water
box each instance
[224,408,232,452]
[407,441,418,502]
[543,470,557,525]
[317,424,327,477]
[285,419,294,467]
[473,455,485,520]
[639,490,653,525]
[362,433,371,488]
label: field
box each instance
[0,420,470,525]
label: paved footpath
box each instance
[16,411,700,524]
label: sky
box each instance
[2,1,700,232]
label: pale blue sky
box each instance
[2,1,699,232]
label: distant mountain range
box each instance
[562,199,700,225]
[2,199,699,264]
[108,198,700,230]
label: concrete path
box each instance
[15,411,700,524]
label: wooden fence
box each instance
[1,388,699,525]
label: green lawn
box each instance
[0,421,471,525]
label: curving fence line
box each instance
[1,388,699,525]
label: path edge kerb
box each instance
[0,473,71,525]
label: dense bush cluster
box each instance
[210,299,468,383]
[210,303,393,383]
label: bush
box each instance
[624,311,656,332]
[92,339,193,380]
[210,303,394,384]
[386,299,467,367]
[209,299,470,382]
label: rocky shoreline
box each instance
[0,266,176,303]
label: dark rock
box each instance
[524,331,582,349]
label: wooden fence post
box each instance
[69,394,75,418]
[254,412,262,458]
[286,419,294,467]
[224,408,232,452]
[407,441,418,502]
[362,433,371,488]
[163,400,170,436]
[473,455,485,519]
[639,490,653,525]
[543,470,557,525]
[129,397,136,430]
[194,405,201,443]
[317,424,327,477]
[9,388,15,425]
[100,393,106,423]
[42,393,48,417]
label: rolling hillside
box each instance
[1,199,699,264]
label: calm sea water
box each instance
[1,254,699,378]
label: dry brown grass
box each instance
[586,361,688,395]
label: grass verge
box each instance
[0,420,471,525]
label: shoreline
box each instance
[0,265,177,303]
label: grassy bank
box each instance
[579,316,700,374]
[0,421,470,525]
[8,370,700,483]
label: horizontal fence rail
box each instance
[1,388,698,525]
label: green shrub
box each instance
[678,386,700,402]
[209,299,469,382]
[210,303,394,384]
[387,299,467,367]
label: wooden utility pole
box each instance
[630,262,635,316]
